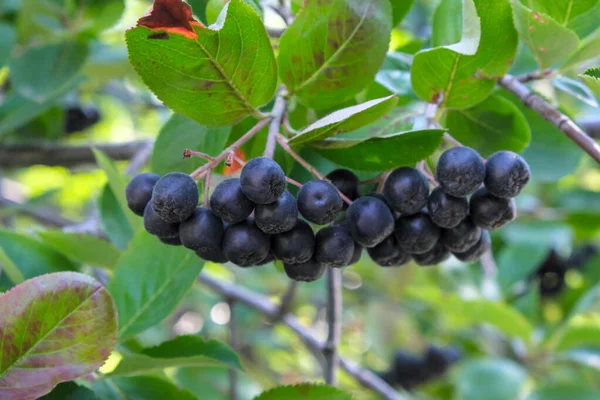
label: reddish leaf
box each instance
[0,272,118,400]
[137,0,205,39]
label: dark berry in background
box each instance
[485,151,531,198]
[315,225,355,268]
[437,147,485,197]
[151,172,199,223]
[297,180,343,225]
[254,190,298,234]
[65,106,101,134]
[284,258,326,282]
[383,167,429,215]
[440,217,481,253]
[210,178,255,224]
[222,220,271,267]
[413,242,450,266]
[143,202,180,238]
[346,196,395,248]
[470,188,516,230]
[179,207,224,252]
[395,212,441,254]
[427,187,468,229]
[126,172,160,216]
[367,235,411,267]
[326,169,361,203]
[271,220,315,265]
[453,230,491,262]
[424,345,462,377]
[240,157,286,204]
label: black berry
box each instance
[126,172,160,216]
[367,235,411,267]
[179,207,224,252]
[297,180,343,225]
[315,225,355,268]
[210,178,255,224]
[159,235,182,246]
[240,157,286,204]
[271,220,315,265]
[222,220,271,267]
[470,188,516,230]
[254,252,275,266]
[143,202,179,238]
[326,169,361,203]
[346,196,395,248]
[437,147,485,197]
[413,242,450,266]
[151,172,199,223]
[440,217,481,253]
[254,191,298,234]
[427,187,468,229]
[395,212,441,254]
[365,192,395,215]
[424,345,461,376]
[348,242,363,266]
[387,351,429,390]
[453,230,491,262]
[284,258,326,282]
[196,247,228,264]
[383,167,429,215]
[485,151,531,198]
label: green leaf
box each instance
[92,376,197,400]
[411,0,517,108]
[108,231,204,340]
[9,41,89,103]
[109,336,241,377]
[527,384,600,400]
[313,129,445,171]
[432,0,463,47]
[512,2,580,70]
[531,0,599,26]
[497,244,550,291]
[151,114,230,175]
[39,382,99,400]
[443,93,531,157]
[37,231,121,269]
[288,96,398,146]
[579,67,600,96]
[553,74,599,107]
[98,184,135,251]
[553,314,600,350]
[562,29,600,70]
[126,0,277,126]
[454,359,528,400]
[0,272,117,400]
[278,0,392,109]
[567,3,600,38]
[93,149,140,230]
[0,230,78,284]
[390,0,415,25]
[0,23,15,67]
[254,384,352,400]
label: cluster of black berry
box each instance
[125,147,530,283]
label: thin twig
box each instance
[275,135,353,205]
[498,74,600,163]
[228,299,239,400]
[0,196,75,227]
[480,250,501,301]
[264,95,288,159]
[273,281,298,322]
[190,118,271,179]
[286,176,303,189]
[184,149,215,162]
[515,69,553,83]
[125,141,154,177]
[324,268,342,385]
[444,132,463,147]
[197,273,404,400]
[418,161,438,186]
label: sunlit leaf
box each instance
[254,384,352,400]
[38,231,121,269]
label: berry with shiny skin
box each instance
[143,202,179,238]
[315,225,355,267]
[271,220,315,264]
[413,242,450,266]
[485,151,531,198]
[440,217,481,253]
[222,220,271,267]
[367,235,411,267]
[210,178,255,224]
[427,187,468,229]
[346,196,395,248]
[179,207,224,251]
[365,192,395,215]
[297,180,343,225]
[437,147,485,197]
[240,157,286,204]
[453,230,491,262]
[255,191,298,234]
[383,167,429,215]
[470,188,516,230]
[196,247,228,264]
[126,172,160,216]
[395,212,441,254]
[326,169,361,202]
[283,258,326,282]
[151,172,199,223]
